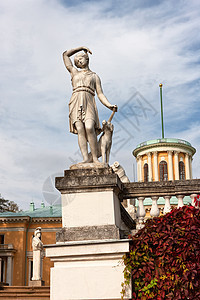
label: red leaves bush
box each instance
[122,206,200,299]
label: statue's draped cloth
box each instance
[69,70,101,134]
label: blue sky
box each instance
[0,0,200,210]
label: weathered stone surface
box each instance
[56,225,121,242]
[66,166,113,176]
[120,203,135,230]
[121,179,200,199]
[45,239,131,300]
[56,166,122,193]
[70,162,108,170]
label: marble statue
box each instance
[63,46,117,164]
[111,161,136,219]
[111,161,130,183]
[97,119,114,164]
[88,110,115,164]
[32,227,43,281]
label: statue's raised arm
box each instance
[63,47,117,166]
[63,47,92,74]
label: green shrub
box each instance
[122,206,200,300]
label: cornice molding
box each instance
[0,216,62,224]
[133,142,196,157]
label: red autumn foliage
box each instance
[122,205,200,299]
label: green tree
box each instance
[122,205,200,300]
[0,194,20,212]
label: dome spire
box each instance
[159,83,165,139]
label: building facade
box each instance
[133,138,196,182]
[0,203,61,286]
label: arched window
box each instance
[179,161,185,180]
[159,161,168,181]
[144,163,149,182]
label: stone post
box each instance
[190,194,198,207]
[153,152,158,181]
[136,197,146,229]
[167,151,174,180]
[163,196,171,214]
[150,196,159,217]
[177,195,184,208]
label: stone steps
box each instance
[0,286,50,299]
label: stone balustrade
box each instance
[120,179,200,228]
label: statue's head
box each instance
[34,227,41,238]
[74,52,89,69]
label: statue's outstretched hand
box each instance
[110,105,118,112]
[83,47,92,55]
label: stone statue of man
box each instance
[63,46,117,164]
[32,227,43,281]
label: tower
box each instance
[133,138,196,182]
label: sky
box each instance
[0,0,200,210]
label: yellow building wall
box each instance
[1,222,27,286]
[0,219,62,286]
[141,151,187,182]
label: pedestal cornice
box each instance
[55,167,122,194]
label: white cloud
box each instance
[0,0,200,209]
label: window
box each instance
[0,258,6,283]
[179,161,185,180]
[0,235,4,245]
[144,163,149,182]
[159,161,168,181]
[30,260,33,281]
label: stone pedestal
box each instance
[45,166,134,300]
[46,239,131,300]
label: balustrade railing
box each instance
[120,179,200,229]
[0,244,13,250]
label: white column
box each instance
[167,151,174,180]
[150,196,159,217]
[137,156,142,182]
[185,153,190,179]
[163,196,171,214]
[177,195,184,208]
[139,156,143,182]
[190,194,198,206]
[6,256,13,285]
[136,197,146,228]
[190,156,193,179]
[3,258,6,283]
[147,152,152,181]
[153,152,158,181]
[137,157,140,182]
[174,151,179,180]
